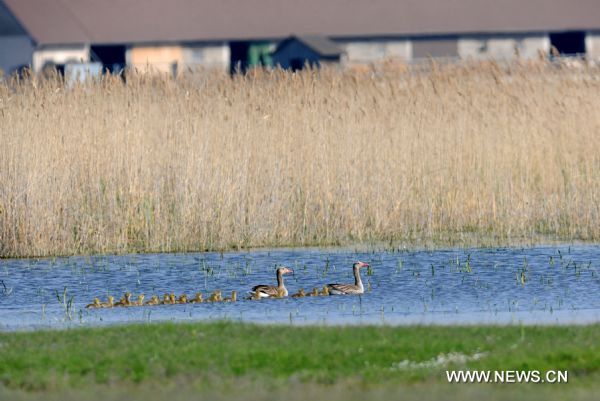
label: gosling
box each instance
[223,291,237,302]
[177,294,188,304]
[291,289,305,298]
[319,286,330,296]
[133,294,145,306]
[208,290,222,303]
[145,295,160,306]
[115,292,132,307]
[307,288,319,297]
[189,293,203,303]
[85,298,101,308]
[101,296,115,308]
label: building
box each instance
[272,35,344,70]
[1,0,600,75]
[0,1,34,74]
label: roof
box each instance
[0,0,26,35]
[276,35,344,57]
[4,0,600,46]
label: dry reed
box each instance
[1,60,599,257]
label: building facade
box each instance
[2,0,600,76]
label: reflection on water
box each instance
[1,245,599,330]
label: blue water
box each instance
[1,245,599,331]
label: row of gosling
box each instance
[86,286,330,309]
[86,290,234,308]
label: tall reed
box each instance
[1,60,599,257]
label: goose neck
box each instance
[354,266,363,287]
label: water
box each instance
[1,245,599,331]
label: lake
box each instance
[1,245,599,330]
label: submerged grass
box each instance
[1,60,600,257]
[0,322,598,400]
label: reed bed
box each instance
[1,60,600,257]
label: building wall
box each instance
[32,45,90,72]
[0,35,34,73]
[337,39,411,64]
[127,44,230,73]
[338,35,549,63]
[458,34,549,59]
[412,38,459,59]
[127,45,184,74]
[182,43,230,71]
[586,31,600,59]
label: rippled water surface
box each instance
[1,245,600,330]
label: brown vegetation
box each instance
[1,61,599,257]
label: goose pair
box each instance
[250,262,369,298]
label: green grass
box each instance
[0,322,598,400]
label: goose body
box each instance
[250,267,293,298]
[327,262,369,295]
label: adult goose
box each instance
[327,261,370,295]
[250,267,294,298]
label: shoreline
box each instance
[2,236,598,260]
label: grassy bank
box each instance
[0,322,598,400]
[1,61,600,257]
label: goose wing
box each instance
[251,285,279,297]
[326,283,363,295]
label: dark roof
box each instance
[276,35,344,57]
[4,0,600,46]
[0,0,26,35]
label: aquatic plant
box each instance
[1,61,600,257]
[55,286,75,321]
